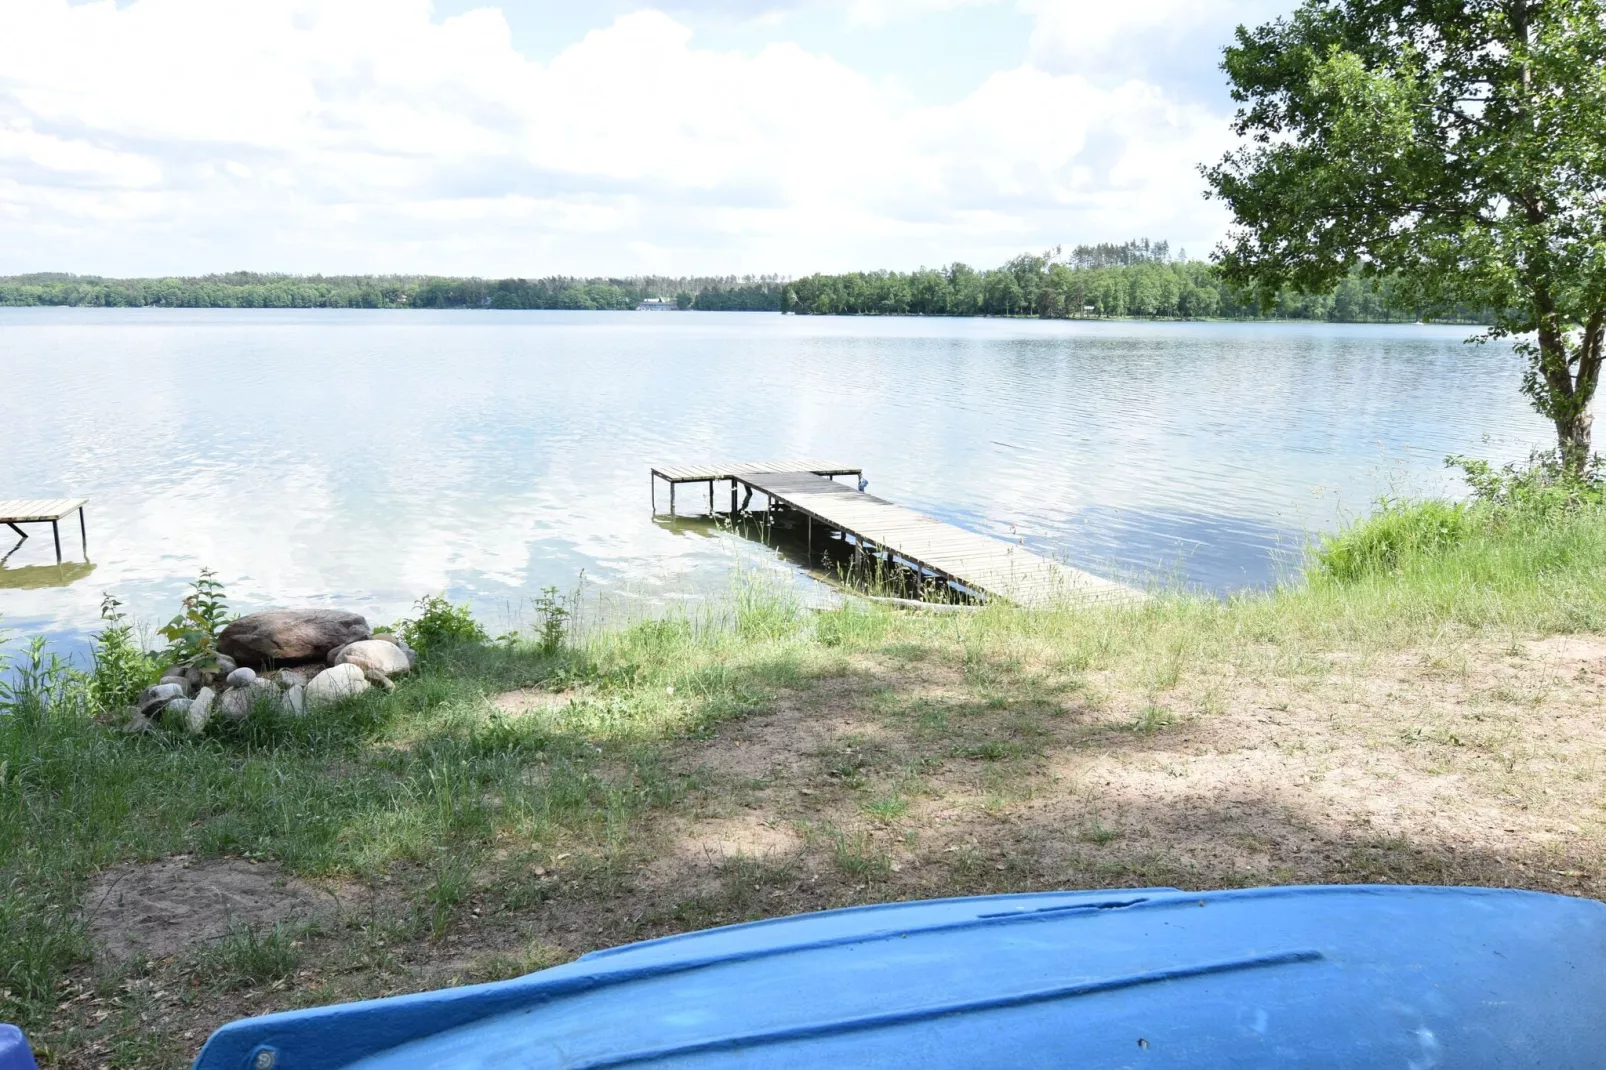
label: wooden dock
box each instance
[650,465,1137,608]
[0,498,88,565]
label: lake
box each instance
[0,309,1551,657]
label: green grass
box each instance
[194,922,306,991]
[4,494,1606,1038]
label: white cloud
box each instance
[843,0,1000,27]
[0,0,1248,276]
[1024,0,1290,88]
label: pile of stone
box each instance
[129,609,417,735]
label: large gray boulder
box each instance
[218,609,371,668]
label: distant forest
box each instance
[0,241,1488,322]
[782,241,1484,323]
[0,272,785,311]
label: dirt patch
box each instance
[1525,634,1606,671]
[638,813,803,892]
[85,857,345,963]
[493,688,584,716]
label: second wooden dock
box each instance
[650,464,1138,608]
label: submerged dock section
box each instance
[650,463,1137,608]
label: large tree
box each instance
[1205,0,1606,471]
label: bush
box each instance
[532,586,570,655]
[1449,451,1606,517]
[397,594,487,657]
[1317,499,1472,582]
[88,595,159,713]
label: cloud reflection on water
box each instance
[0,309,1551,654]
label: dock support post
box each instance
[79,506,87,555]
[51,520,61,564]
[730,480,738,517]
[5,522,24,541]
[669,482,676,516]
[708,480,714,516]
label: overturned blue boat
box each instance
[196,884,1606,1068]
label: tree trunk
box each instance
[1528,294,1603,477]
[1556,407,1594,475]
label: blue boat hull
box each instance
[195,885,1606,1068]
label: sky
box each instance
[0,0,1294,278]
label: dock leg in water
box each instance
[669,483,676,516]
[730,480,738,517]
[52,520,61,564]
[78,506,87,556]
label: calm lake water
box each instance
[0,308,1551,657]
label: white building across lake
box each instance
[636,297,677,311]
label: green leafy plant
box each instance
[397,594,487,658]
[88,595,159,714]
[158,568,232,668]
[532,586,570,655]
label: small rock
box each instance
[247,678,285,713]
[339,639,411,677]
[188,687,215,735]
[283,684,306,716]
[214,653,238,675]
[139,682,184,706]
[137,682,186,717]
[159,697,193,731]
[225,667,257,689]
[158,674,193,698]
[305,663,370,707]
[363,667,396,693]
[219,687,255,722]
[274,669,308,689]
[121,713,154,734]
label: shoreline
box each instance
[3,489,1604,1067]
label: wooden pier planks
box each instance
[651,461,860,484]
[0,499,87,523]
[729,471,1138,609]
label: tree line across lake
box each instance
[0,272,786,312]
[781,241,1484,322]
[0,241,1486,322]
